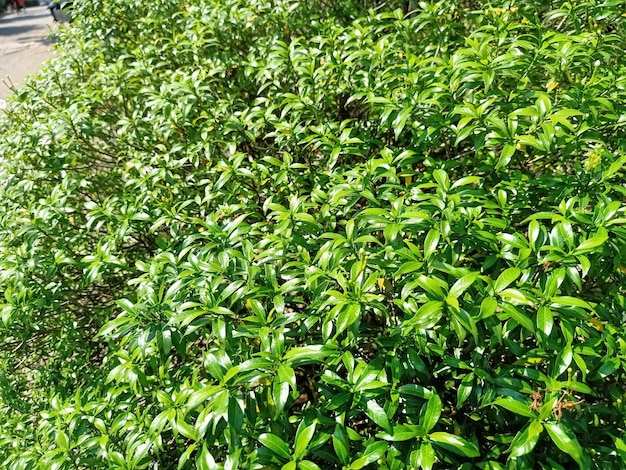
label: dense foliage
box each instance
[1,0,626,468]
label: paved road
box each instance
[0,5,56,104]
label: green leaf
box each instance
[429,432,480,457]
[421,393,442,433]
[499,288,534,306]
[272,381,290,419]
[500,303,535,332]
[494,268,521,293]
[55,430,69,450]
[415,275,447,299]
[228,395,245,434]
[424,229,440,261]
[378,424,425,441]
[496,143,516,169]
[539,396,558,421]
[187,385,222,410]
[336,302,361,335]
[298,461,322,470]
[614,436,626,459]
[549,109,581,131]
[259,433,292,461]
[573,232,608,255]
[509,421,543,458]
[347,441,388,469]
[403,300,444,331]
[417,442,436,470]
[333,424,350,466]
[398,384,433,399]
[544,422,586,468]
[602,155,626,181]
[116,298,136,314]
[517,134,545,151]
[175,410,198,440]
[283,345,332,367]
[492,397,535,418]
[448,272,480,299]
[480,297,498,319]
[433,169,450,191]
[277,364,296,390]
[366,399,392,433]
[294,422,316,460]
[394,105,412,139]
[457,373,474,408]
[451,176,480,189]
[553,345,573,378]
[196,444,217,470]
[282,461,297,470]
[594,358,620,379]
[550,296,592,310]
[537,306,554,336]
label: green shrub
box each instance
[0,0,626,468]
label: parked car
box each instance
[47,0,72,22]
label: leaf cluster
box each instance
[0,0,626,468]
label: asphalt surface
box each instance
[0,5,56,105]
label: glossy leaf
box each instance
[544,422,586,468]
[259,433,292,461]
[509,421,543,459]
[429,432,480,458]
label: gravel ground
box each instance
[0,5,56,106]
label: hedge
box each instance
[0,0,626,468]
